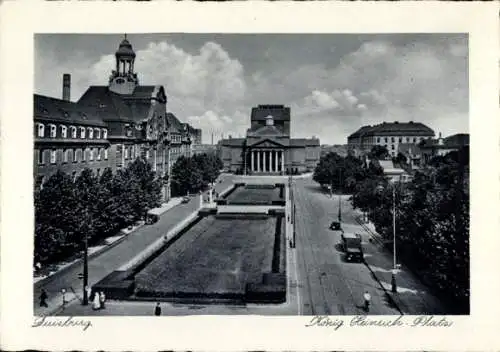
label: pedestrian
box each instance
[92,291,100,310]
[99,291,106,309]
[154,302,162,316]
[363,291,371,312]
[39,289,48,308]
[85,286,92,302]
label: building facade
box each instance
[418,133,469,165]
[219,105,320,175]
[34,37,195,201]
[347,121,435,157]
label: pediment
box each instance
[249,138,284,148]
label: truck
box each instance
[341,232,364,262]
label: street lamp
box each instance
[376,180,398,293]
[338,168,342,223]
[82,224,89,305]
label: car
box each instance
[330,221,342,231]
[181,196,190,203]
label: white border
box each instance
[1,2,499,351]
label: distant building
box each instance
[218,105,320,174]
[192,144,218,156]
[377,160,411,183]
[419,133,469,165]
[34,36,193,201]
[320,144,349,158]
[347,121,435,157]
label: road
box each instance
[293,176,401,315]
[34,176,235,316]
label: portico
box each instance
[249,148,285,173]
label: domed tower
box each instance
[109,34,139,95]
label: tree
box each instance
[368,145,389,160]
[35,170,80,263]
[171,155,203,196]
[74,168,100,245]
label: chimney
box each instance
[62,74,71,101]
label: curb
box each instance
[34,202,181,289]
[355,217,404,315]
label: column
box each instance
[251,150,254,172]
[274,150,278,172]
[281,150,285,174]
[257,150,260,172]
[265,150,269,172]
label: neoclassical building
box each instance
[34,36,197,201]
[219,105,320,174]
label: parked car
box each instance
[181,196,190,203]
[330,221,342,231]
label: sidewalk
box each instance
[356,215,447,315]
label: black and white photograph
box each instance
[1,2,499,351]
[32,33,469,317]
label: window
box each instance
[104,148,108,160]
[391,137,395,143]
[80,127,86,139]
[377,137,380,143]
[38,149,44,165]
[88,128,94,139]
[124,147,129,159]
[37,124,45,138]
[63,149,69,163]
[391,144,395,150]
[97,148,102,161]
[398,137,402,143]
[95,128,101,139]
[413,138,417,143]
[406,137,409,143]
[70,126,77,138]
[89,148,94,161]
[384,137,388,143]
[82,148,87,162]
[50,124,57,138]
[50,150,56,164]
[102,129,108,139]
[61,125,67,138]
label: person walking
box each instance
[39,289,48,308]
[92,291,100,310]
[99,291,106,309]
[154,302,162,316]
[363,291,371,312]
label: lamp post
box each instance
[82,218,89,305]
[377,180,398,293]
[338,168,342,223]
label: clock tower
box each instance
[109,34,139,95]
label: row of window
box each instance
[36,168,105,189]
[36,123,108,140]
[376,136,424,144]
[38,147,109,165]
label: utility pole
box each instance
[82,212,89,305]
[338,168,342,223]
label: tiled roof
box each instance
[444,133,469,147]
[77,85,156,122]
[251,105,290,121]
[349,121,435,138]
[34,94,107,126]
[290,138,320,147]
[166,112,186,134]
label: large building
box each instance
[347,121,435,157]
[218,105,320,174]
[34,36,196,201]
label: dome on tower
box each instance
[115,38,136,58]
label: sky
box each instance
[35,33,468,145]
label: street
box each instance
[293,176,401,315]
